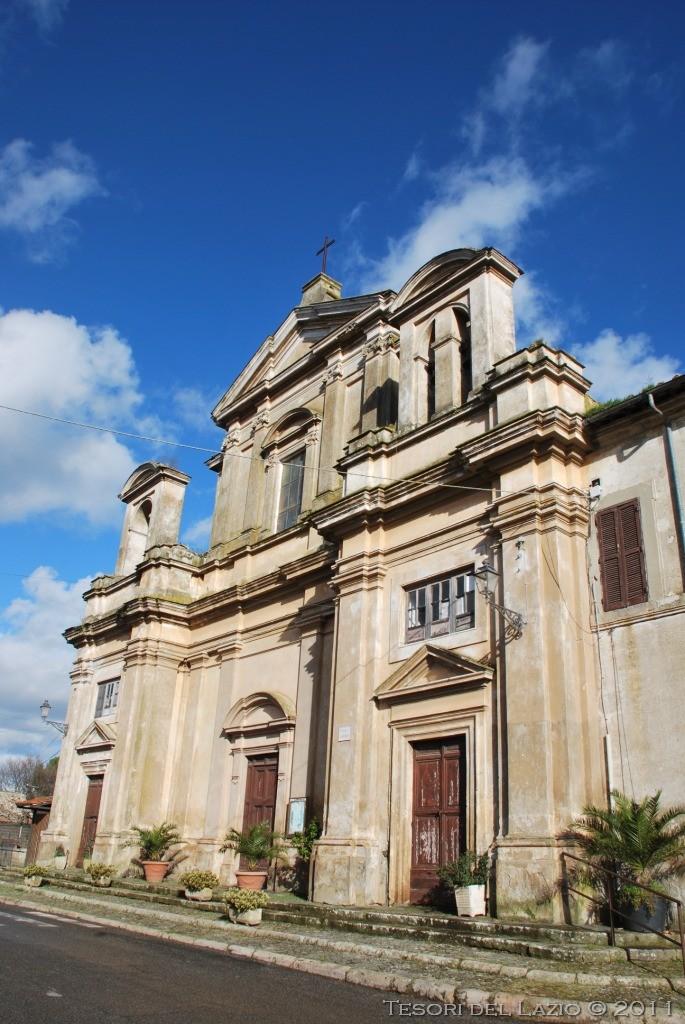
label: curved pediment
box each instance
[222,691,296,739]
[389,249,483,314]
[374,644,492,706]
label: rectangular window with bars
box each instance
[277,449,306,532]
[405,570,475,643]
[95,679,119,718]
[596,499,649,611]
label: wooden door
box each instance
[25,812,50,866]
[410,737,466,904]
[76,775,103,866]
[241,754,278,867]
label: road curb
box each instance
[1,892,681,1024]
[0,879,673,993]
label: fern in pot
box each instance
[179,870,219,902]
[438,852,489,917]
[224,886,268,926]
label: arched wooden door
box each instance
[410,737,466,904]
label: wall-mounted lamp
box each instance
[40,699,68,737]
[469,558,526,641]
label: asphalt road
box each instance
[0,901,405,1024]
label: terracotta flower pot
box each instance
[141,861,169,884]
[234,870,267,890]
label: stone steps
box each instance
[3,867,681,970]
[1,872,683,1011]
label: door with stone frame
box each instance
[76,774,104,867]
[241,753,278,869]
[410,737,466,904]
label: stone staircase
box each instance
[1,865,683,1016]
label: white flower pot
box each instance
[24,876,44,888]
[94,877,112,887]
[185,888,214,902]
[54,856,67,871]
[227,907,262,926]
[454,884,486,917]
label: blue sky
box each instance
[0,0,683,758]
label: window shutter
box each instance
[596,507,623,610]
[618,499,648,606]
[596,500,648,611]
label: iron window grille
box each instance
[406,570,476,643]
[277,449,306,532]
[95,679,119,718]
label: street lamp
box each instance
[39,699,68,737]
[469,558,526,641]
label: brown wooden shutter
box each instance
[596,499,648,611]
[618,499,649,606]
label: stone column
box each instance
[290,608,330,804]
[209,424,241,547]
[242,410,270,535]
[491,488,606,919]
[312,550,390,906]
[469,271,516,392]
[432,307,463,415]
[361,324,400,433]
[317,359,346,497]
[398,321,418,429]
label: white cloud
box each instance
[513,273,565,346]
[0,567,88,759]
[573,329,680,400]
[172,387,215,433]
[18,0,68,32]
[0,139,104,261]
[489,36,549,116]
[402,151,422,183]
[577,40,632,93]
[360,157,564,292]
[0,308,140,524]
[183,515,212,548]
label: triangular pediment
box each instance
[374,644,492,705]
[212,295,382,425]
[75,720,117,753]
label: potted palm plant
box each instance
[220,822,287,889]
[126,822,181,883]
[179,870,219,902]
[565,790,685,933]
[224,886,268,925]
[438,851,489,917]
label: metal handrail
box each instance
[561,851,685,976]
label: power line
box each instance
[0,402,537,499]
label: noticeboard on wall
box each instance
[286,797,307,835]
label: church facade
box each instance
[40,248,685,917]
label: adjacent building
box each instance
[40,248,685,916]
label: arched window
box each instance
[123,499,151,571]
